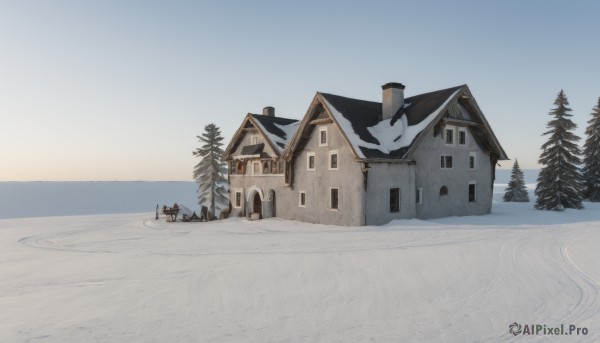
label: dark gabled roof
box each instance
[320,85,464,159]
[250,114,300,150]
[240,143,264,155]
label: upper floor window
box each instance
[458,128,467,145]
[252,161,261,175]
[445,126,455,145]
[441,155,453,169]
[319,126,328,146]
[469,152,476,170]
[251,135,258,145]
[329,150,339,170]
[307,152,315,171]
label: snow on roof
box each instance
[251,115,300,153]
[323,89,460,158]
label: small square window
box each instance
[330,188,339,210]
[390,188,400,212]
[299,192,306,207]
[458,129,466,145]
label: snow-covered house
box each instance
[222,83,508,225]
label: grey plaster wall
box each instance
[279,123,365,226]
[364,163,416,225]
[409,124,493,219]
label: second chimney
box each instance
[382,82,405,120]
[263,106,275,117]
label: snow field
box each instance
[1,202,600,342]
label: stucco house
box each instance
[222,83,508,226]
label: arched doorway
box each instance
[253,192,262,218]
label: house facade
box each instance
[222,83,508,226]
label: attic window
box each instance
[251,135,258,145]
[319,126,328,146]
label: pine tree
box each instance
[582,97,600,201]
[503,159,530,202]
[535,90,584,210]
[193,124,228,217]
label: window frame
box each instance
[445,125,455,146]
[319,126,328,147]
[299,191,306,207]
[439,186,448,196]
[469,152,476,170]
[468,182,477,202]
[441,155,453,169]
[329,150,339,170]
[251,135,258,145]
[416,188,423,205]
[458,128,467,146]
[329,187,339,211]
[234,191,242,208]
[306,152,316,171]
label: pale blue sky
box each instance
[1,1,599,181]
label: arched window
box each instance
[439,186,448,196]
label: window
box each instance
[468,183,476,202]
[251,135,258,145]
[307,152,315,171]
[416,188,423,205]
[445,126,455,145]
[252,162,261,175]
[458,128,467,145]
[390,188,400,212]
[469,152,476,170]
[319,126,328,146]
[263,161,270,174]
[441,155,453,169]
[234,191,242,208]
[329,150,339,170]
[299,191,306,207]
[439,186,448,196]
[330,188,339,210]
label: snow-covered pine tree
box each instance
[582,97,600,201]
[193,124,228,217]
[535,90,584,210]
[503,159,530,202]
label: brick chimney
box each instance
[382,82,405,120]
[263,106,275,117]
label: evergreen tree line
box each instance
[504,92,600,209]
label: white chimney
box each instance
[263,106,275,117]
[382,82,405,120]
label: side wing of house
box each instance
[222,114,298,219]
[281,95,366,226]
[406,87,507,219]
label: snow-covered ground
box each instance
[1,189,600,342]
